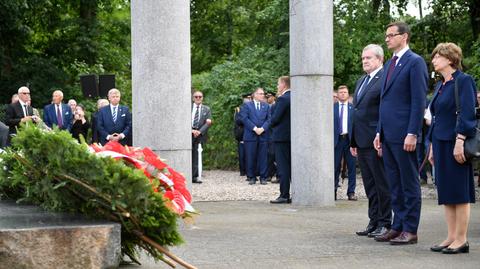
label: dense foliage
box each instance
[1,0,479,169]
[0,124,183,263]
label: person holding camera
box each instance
[71,104,91,143]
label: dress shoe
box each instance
[192,179,203,184]
[368,226,389,238]
[374,229,401,242]
[389,232,418,245]
[430,244,449,252]
[356,224,377,236]
[260,179,267,185]
[334,192,337,201]
[442,242,469,254]
[347,193,358,201]
[248,178,256,185]
[270,197,291,204]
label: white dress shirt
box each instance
[338,101,349,135]
[19,100,28,117]
[393,45,410,65]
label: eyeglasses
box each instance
[385,33,404,39]
[20,92,30,95]
[193,96,203,99]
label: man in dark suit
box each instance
[270,76,291,204]
[191,90,212,184]
[43,90,73,131]
[350,44,392,237]
[234,93,251,177]
[96,88,132,146]
[373,22,428,245]
[0,121,8,149]
[240,87,270,185]
[91,99,109,144]
[5,86,37,136]
[334,85,357,201]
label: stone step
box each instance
[0,201,121,269]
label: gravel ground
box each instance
[192,170,480,202]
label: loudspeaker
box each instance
[99,74,115,98]
[80,75,98,98]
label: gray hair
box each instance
[108,88,121,96]
[363,44,384,60]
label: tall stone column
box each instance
[290,0,334,206]
[131,1,192,188]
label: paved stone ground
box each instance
[121,170,480,269]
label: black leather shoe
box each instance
[356,224,377,236]
[260,179,267,185]
[442,242,469,254]
[347,193,358,201]
[249,178,256,185]
[192,179,203,184]
[270,197,291,204]
[430,244,449,252]
[368,226,389,238]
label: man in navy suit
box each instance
[240,87,270,185]
[97,88,132,146]
[350,44,392,237]
[270,76,291,204]
[334,85,357,201]
[373,22,428,245]
[43,90,73,132]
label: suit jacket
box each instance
[333,101,353,147]
[43,103,73,131]
[270,91,290,142]
[239,100,270,142]
[96,105,132,145]
[351,69,384,148]
[5,102,34,134]
[192,103,212,143]
[427,70,477,141]
[378,49,428,143]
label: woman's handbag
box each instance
[454,79,480,161]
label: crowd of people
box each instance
[0,87,132,149]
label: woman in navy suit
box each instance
[428,43,477,254]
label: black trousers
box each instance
[275,141,291,199]
[237,141,246,175]
[267,141,276,178]
[357,147,392,228]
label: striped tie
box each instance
[112,106,117,123]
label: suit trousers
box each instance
[275,142,291,199]
[334,136,356,194]
[237,141,246,175]
[192,136,203,180]
[245,139,268,180]
[382,141,422,233]
[0,121,8,149]
[357,147,392,228]
[267,141,276,178]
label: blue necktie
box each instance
[112,107,117,123]
[339,104,344,134]
[357,75,371,97]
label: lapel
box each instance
[382,50,412,97]
[333,102,339,122]
[429,82,443,113]
[356,70,383,106]
[353,74,367,107]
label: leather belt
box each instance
[339,134,348,139]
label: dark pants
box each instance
[357,147,392,228]
[267,141,276,178]
[237,141,246,176]
[245,140,268,180]
[275,142,291,199]
[334,135,356,194]
[382,141,422,233]
[192,137,203,180]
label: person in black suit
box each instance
[270,76,291,204]
[428,43,476,254]
[350,44,392,237]
[191,90,212,184]
[239,87,271,185]
[91,99,109,144]
[5,86,38,137]
[334,85,357,201]
[0,121,8,149]
[234,93,251,177]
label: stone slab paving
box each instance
[123,199,480,269]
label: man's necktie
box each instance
[357,75,371,97]
[56,104,63,128]
[339,103,344,134]
[193,105,200,128]
[23,105,28,117]
[256,102,260,110]
[386,56,398,82]
[112,106,117,123]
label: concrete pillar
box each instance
[131,1,192,188]
[290,0,334,206]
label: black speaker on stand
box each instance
[99,74,116,98]
[80,75,98,98]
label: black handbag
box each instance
[454,78,480,160]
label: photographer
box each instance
[71,104,90,143]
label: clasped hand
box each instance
[253,127,264,136]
